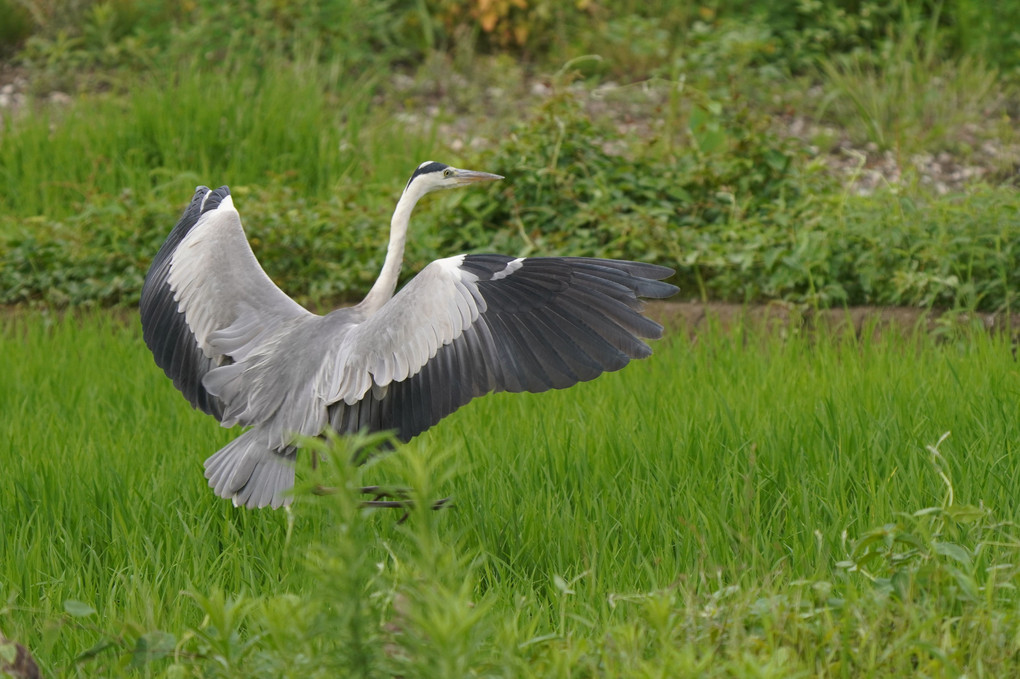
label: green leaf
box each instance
[64,599,97,618]
[763,149,789,172]
[934,541,972,569]
[74,639,116,663]
[552,574,572,595]
[891,570,911,600]
[943,504,988,523]
[851,524,896,557]
[892,532,924,550]
[130,630,177,668]
[0,640,18,665]
[853,550,882,568]
[947,566,979,601]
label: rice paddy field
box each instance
[3,1,1020,676]
[1,310,1018,676]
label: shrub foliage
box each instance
[1,0,1017,313]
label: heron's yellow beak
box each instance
[452,169,504,185]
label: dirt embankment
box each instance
[4,301,1018,341]
[649,301,1020,340]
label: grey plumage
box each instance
[140,187,227,419]
[140,162,678,509]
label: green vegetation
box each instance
[2,1,1019,676]
[1,0,1018,312]
[1,312,1018,676]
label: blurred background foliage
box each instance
[4,0,1020,75]
[0,0,1017,312]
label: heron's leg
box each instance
[312,484,450,522]
[359,486,451,523]
[358,485,452,514]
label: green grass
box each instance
[3,3,1020,673]
[3,2,1019,313]
[3,80,1018,312]
[815,5,1002,154]
[1,311,1018,676]
[0,52,429,220]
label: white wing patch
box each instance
[491,257,525,281]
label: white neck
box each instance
[357,180,430,314]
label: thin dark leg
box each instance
[359,486,452,522]
[312,484,451,522]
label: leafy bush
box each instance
[742,0,908,71]
[440,91,1018,313]
[2,84,1016,313]
[713,0,1020,73]
[10,0,1020,91]
[444,88,809,263]
[2,0,1016,314]
[669,185,1020,312]
[0,0,32,55]
[944,0,1020,72]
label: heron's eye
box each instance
[443,168,453,178]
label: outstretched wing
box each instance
[324,254,678,440]
[140,186,313,419]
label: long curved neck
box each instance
[358,182,426,314]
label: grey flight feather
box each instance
[140,186,226,418]
[140,164,679,509]
[327,255,677,442]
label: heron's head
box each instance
[403,161,503,197]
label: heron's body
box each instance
[140,162,678,508]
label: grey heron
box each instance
[140,161,678,509]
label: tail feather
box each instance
[204,430,296,509]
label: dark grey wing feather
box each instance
[329,255,677,442]
[140,186,227,419]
